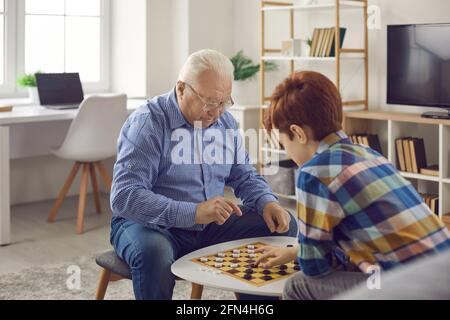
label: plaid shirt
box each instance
[296,131,450,278]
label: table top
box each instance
[171,237,298,297]
[0,98,147,125]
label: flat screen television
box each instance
[387,23,450,119]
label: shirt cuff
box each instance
[256,194,279,216]
[175,202,198,228]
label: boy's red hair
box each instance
[264,71,343,141]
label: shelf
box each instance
[400,172,440,183]
[262,1,365,12]
[442,178,450,184]
[344,110,450,126]
[261,147,287,155]
[262,55,364,61]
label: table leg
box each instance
[0,126,10,246]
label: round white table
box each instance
[171,237,298,298]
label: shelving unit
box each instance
[344,110,450,222]
[259,0,369,203]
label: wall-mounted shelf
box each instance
[261,0,365,12]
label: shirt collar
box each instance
[315,130,350,155]
[166,88,225,130]
[166,88,190,130]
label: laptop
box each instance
[36,73,84,110]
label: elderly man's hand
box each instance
[263,202,291,233]
[195,196,243,226]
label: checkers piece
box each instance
[262,275,273,281]
[230,263,239,268]
[217,253,226,258]
[245,269,254,274]
[232,254,240,258]
[200,258,209,262]
[215,258,224,263]
[248,253,256,258]
[247,249,255,254]
[214,263,223,268]
[247,245,255,250]
[243,274,253,280]
[233,250,240,254]
[278,270,288,276]
[262,269,271,275]
[279,265,288,270]
[294,265,301,271]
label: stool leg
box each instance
[48,162,81,222]
[89,163,102,214]
[76,163,90,234]
[190,283,204,300]
[95,161,112,191]
[95,268,111,300]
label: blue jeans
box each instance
[110,207,298,300]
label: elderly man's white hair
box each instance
[178,49,234,86]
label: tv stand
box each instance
[422,110,450,120]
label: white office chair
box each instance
[48,94,128,234]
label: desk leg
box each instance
[0,126,10,246]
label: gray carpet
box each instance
[0,255,235,300]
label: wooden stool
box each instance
[95,250,204,300]
[48,161,111,234]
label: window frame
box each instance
[0,0,110,97]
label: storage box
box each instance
[264,160,298,195]
[281,39,302,57]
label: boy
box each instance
[257,71,450,300]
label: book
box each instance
[403,138,413,172]
[412,138,428,172]
[420,165,439,177]
[409,138,419,173]
[367,134,383,155]
[329,27,347,57]
[396,139,406,171]
[310,28,319,57]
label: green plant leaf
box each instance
[230,51,278,81]
[16,71,42,88]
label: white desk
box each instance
[0,99,147,246]
[171,237,298,298]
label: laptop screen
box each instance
[36,73,84,106]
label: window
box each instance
[25,0,103,83]
[0,0,4,85]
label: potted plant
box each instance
[17,71,42,104]
[230,51,277,106]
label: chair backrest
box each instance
[58,94,128,161]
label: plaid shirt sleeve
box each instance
[297,171,346,278]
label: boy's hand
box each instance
[255,245,298,268]
[263,202,291,233]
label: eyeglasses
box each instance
[183,82,234,112]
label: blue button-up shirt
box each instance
[110,89,278,231]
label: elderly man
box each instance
[110,49,297,300]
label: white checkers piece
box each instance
[233,249,240,254]
[214,263,223,268]
[215,258,224,263]
[247,250,255,254]
[248,253,256,258]
[232,254,240,258]
[200,258,209,262]
[217,252,226,258]
[230,263,239,268]
[247,245,255,250]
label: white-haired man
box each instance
[110,50,297,300]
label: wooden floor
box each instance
[0,191,296,276]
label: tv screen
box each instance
[387,24,450,108]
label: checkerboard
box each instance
[191,242,300,287]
